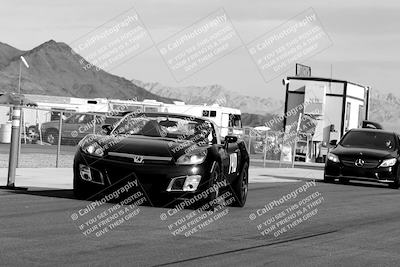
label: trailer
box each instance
[9,94,243,140]
[108,99,164,113]
[163,102,242,138]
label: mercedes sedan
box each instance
[324,128,400,189]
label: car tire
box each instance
[389,169,400,189]
[323,174,334,183]
[202,163,221,211]
[44,129,59,145]
[230,162,249,207]
[339,178,349,184]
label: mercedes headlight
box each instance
[379,158,397,168]
[327,153,339,163]
[176,150,207,165]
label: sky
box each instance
[1,0,399,101]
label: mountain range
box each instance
[0,40,171,102]
[131,79,400,131]
[131,79,283,116]
[369,92,400,132]
[0,40,399,130]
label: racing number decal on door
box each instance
[229,153,238,174]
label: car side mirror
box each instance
[101,124,113,135]
[225,135,238,144]
[329,140,337,146]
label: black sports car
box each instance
[73,112,249,207]
[324,128,400,188]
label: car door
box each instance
[62,114,80,139]
[77,114,94,139]
[209,122,239,184]
[93,114,106,134]
[217,144,230,182]
[225,141,241,183]
[217,136,241,184]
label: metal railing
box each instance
[0,104,121,168]
[240,128,321,167]
[0,105,323,170]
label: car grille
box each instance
[341,158,380,169]
[106,152,173,165]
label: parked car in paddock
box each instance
[40,113,121,145]
[73,112,250,207]
[324,128,400,188]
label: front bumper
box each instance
[73,150,214,197]
[325,160,398,183]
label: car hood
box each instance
[83,134,209,160]
[331,145,397,160]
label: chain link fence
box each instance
[242,127,324,166]
[0,105,121,168]
[0,105,325,168]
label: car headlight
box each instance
[176,150,207,165]
[82,143,104,157]
[78,134,94,147]
[379,158,397,168]
[78,135,104,157]
[327,153,340,163]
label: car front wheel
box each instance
[205,163,221,210]
[389,169,400,189]
[44,129,59,145]
[230,162,249,207]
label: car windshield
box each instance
[112,113,215,143]
[340,131,396,151]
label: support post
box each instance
[56,111,63,168]
[93,114,96,134]
[263,131,267,168]
[248,129,251,153]
[6,106,21,187]
[17,109,23,167]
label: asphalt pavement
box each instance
[1,168,400,266]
